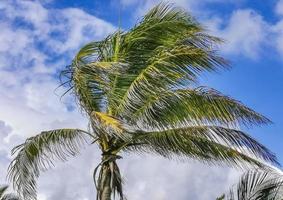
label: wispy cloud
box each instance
[271,0,283,56]
[210,9,268,59]
[276,0,283,16]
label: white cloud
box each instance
[276,0,283,16]
[51,8,115,54]
[205,2,283,59]
[271,0,283,56]
[0,23,31,57]
[0,121,23,185]
[120,156,240,200]
[0,0,115,62]
[121,0,139,7]
[211,9,268,59]
[272,20,283,55]
[0,121,12,140]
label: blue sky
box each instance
[0,0,283,199]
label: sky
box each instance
[0,0,283,199]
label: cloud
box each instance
[271,0,283,56]
[276,0,283,16]
[210,9,268,59]
[0,0,115,70]
[0,121,12,140]
[0,120,23,185]
[121,0,139,6]
[37,146,100,200]
[46,8,115,55]
[120,155,240,200]
[0,149,10,182]
[272,20,283,56]
[206,2,283,59]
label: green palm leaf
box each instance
[127,87,271,129]
[0,186,8,199]
[7,129,93,200]
[126,126,278,167]
[220,170,283,200]
[1,194,20,200]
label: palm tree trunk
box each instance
[98,163,112,200]
[96,155,123,200]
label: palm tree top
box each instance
[7,3,279,200]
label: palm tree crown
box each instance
[8,3,279,200]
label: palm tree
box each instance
[0,185,20,200]
[7,3,279,200]
[218,169,283,200]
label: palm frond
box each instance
[7,129,93,200]
[0,186,8,199]
[111,3,228,116]
[125,126,278,168]
[91,111,131,141]
[1,194,20,200]
[125,87,270,130]
[61,35,128,114]
[92,112,123,131]
[223,170,283,200]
